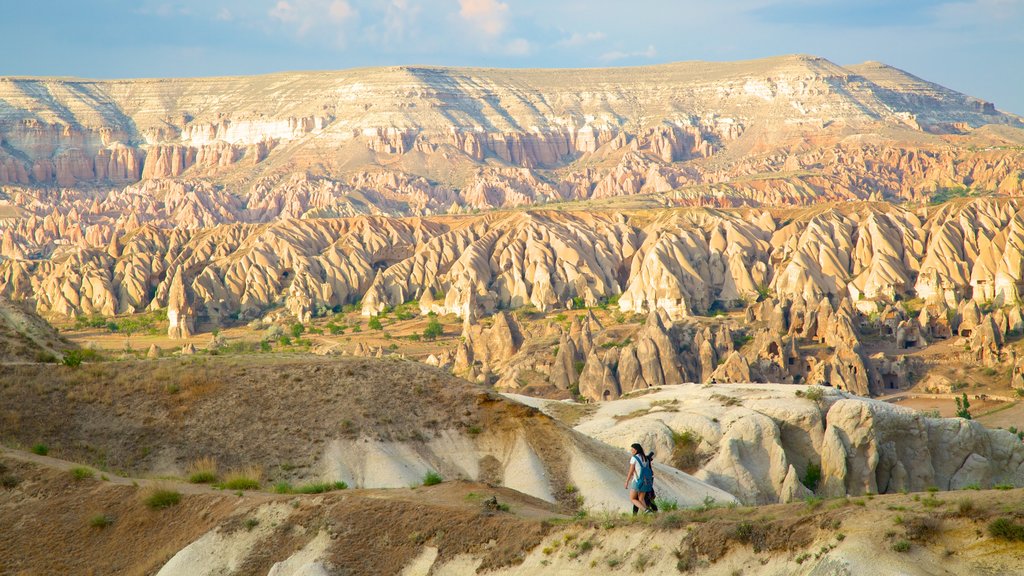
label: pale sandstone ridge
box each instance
[565,384,1024,505]
[0,56,1021,219]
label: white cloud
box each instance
[557,31,607,47]
[600,44,657,62]
[269,0,358,37]
[216,7,233,21]
[504,37,533,56]
[458,0,509,37]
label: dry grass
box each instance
[221,466,263,490]
[186,457,219,483]
[143,484,182,509]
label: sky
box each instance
[1,0,1022,114]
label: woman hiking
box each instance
[625,443,655,514]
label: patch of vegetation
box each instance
[567,537,595,559]
[70,467,94,480]
[31,443,48,456]
[368,316,383,330]
[89,514,113,528]
[672,429,703,473]
[903,516,942,542]
[929,185,973,205]
[145,489,182,509]
[989,517,1024,541]
[711,393,742,407]
[187,457,218,484]
[890,540,911,553]
[294,481,348,494]
[731,333,754,348]
[632,551,652,571]
[955,393,972,420]
[802,463,822,493]
[219,467,262,490]
[423,471,443,486]
[0,470,20,489]
[423,315,443,340]
[655,498,680,512]
[795,386,824,402]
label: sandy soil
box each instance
[0,355,489,481]
[7,449,1024,576]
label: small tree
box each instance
[423,316,443,340]
[368,316,383,330]
[290,323,305,338]
[955,393,972,420]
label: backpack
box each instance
[634,454,654,492]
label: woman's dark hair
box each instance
[631,443,649,464]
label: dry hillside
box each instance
[4,450,1024,575]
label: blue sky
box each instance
[2,0,1022,114]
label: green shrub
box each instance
[654,498,679,511]
[989,518,1024,541]
[89,514,113,528]
[803,463,822,492]
[70,467,94,480]
[273,482,293,494]
[955,393,972,420]
[31,443,48,456]
[423,316,443,340]
[803,387,824,402]
[145,489,182,509]
[62,349,85,367]
[930,185,972,205]
[423,471,443,486]
[368,317,383,330]
[891,540,911,553]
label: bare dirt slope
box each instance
[0,354,731,511]
[5,451,1024,576]
[0,452,553,576]
[0,297,69,363]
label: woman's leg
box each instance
[629,489,648,512]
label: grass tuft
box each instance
[988,517,1024,541]
[295,481,348,494]
[70,467,94,480]
[423,471,443,486]
[144,488,182,509]
[219,466,262,490]
[186,457,219,484]
[89,514,113,528]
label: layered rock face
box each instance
[0,56,1021,218]
[574,385,1024,504]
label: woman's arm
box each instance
[625,459,636,489]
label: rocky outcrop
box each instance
[574,384,1024,505]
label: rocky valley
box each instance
[3,55,1024,575]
